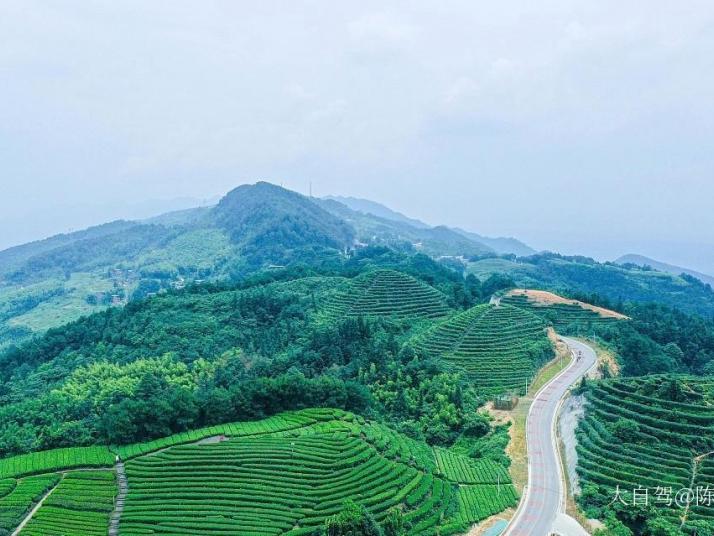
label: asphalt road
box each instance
[504,337,596,536]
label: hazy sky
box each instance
[2,1,714,273]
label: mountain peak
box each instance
[212,182,354,260]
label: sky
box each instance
[2,1,714,273]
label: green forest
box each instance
[0,248,517,459]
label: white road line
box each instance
[503,337,596,536]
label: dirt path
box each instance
[109,462,128,536]
[680,451,714,529]
[11,473,65,536]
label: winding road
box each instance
[504,337,596,536]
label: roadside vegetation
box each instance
[502,288,714,377]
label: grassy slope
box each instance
[7,273,117,332]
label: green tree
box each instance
[645,517,681,536]
[324,500,383,536]
[610,418,640,442]
[382,508,404,536]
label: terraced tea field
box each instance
[322,269,451,320]
[0,446,115,480]
[0,473,59,533]
[119,409,516,535]
[577,376,714,533]
[19,471,116,536]
[412,304,553,394]
[0,409,517,535]
[501,289,626,332]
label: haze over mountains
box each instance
[615,253,714,287]
[0,196,221,252]
[1,181,714,354]
[324,195,536,257]
[4,185,712,278]
[324,196,431,230]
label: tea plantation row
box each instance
[321,269,451,320]
[411,304,553,394]
[500,292,623,332]
[577,376,714,533]
[0,409,518,535]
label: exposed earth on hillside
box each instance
[506,289,629,319]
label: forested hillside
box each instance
[469,252,714,317]
[4,183,712,356]
[497,287,714,377]
[321,196,534,256]
[616,253,714,287]
[0,184,517,350]
[0,183,354,349]
[0,249,517,459]
[0,241,531,535]
[316,198,495,257]
[4,182,714,535]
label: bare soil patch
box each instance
[507,289,629,320]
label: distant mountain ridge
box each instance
[615,254,714,287]
[3,182,714,351]
[323,195,430,229]
[0,183,353,285]
[0,220,139,277]
[0,182,357,349]
[323,195,535,256]
[315,198,495,257]
[451,228,536,257]
[213,182,354,255]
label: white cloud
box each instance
[1,1,714,266]
[348,11,419,51]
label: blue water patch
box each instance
[483,519,508,536]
